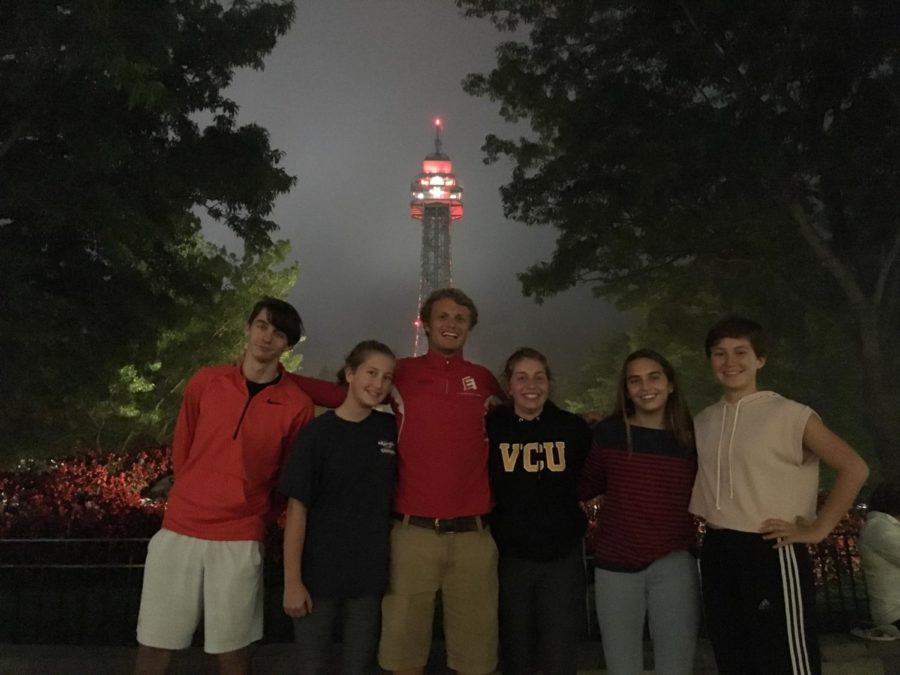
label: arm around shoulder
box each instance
[289,373,346,409]
[577,434,606,502]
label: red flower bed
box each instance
[0,449,171,538]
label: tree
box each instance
[457,1,900,478]
[0,1,297,455]
[82,239,301,455]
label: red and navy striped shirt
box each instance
[578,417,698,572]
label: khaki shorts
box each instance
[136,528,264,654]
[378,519,499,673]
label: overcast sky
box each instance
[207,0,625,382]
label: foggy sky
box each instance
[208,0,625,383]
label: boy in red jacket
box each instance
[134,298,314,675]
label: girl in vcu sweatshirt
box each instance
[487,347,591,675]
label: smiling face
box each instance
[508,357,550,419]
[624,357,673,426]
[709,336,766,401]
[424,298,472,357]
[345,352,395,410]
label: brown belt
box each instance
[393,513,487,534]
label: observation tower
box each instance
[410,118,464,355]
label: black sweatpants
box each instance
[701,528,821,675]
[498,544,585,675]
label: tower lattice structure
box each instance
[410,119,464,355]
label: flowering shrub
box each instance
[810,505,866,585]
[0,449,171,538]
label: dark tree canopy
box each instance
[0,1,298,456]
[457,1,900,478]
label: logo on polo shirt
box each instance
[378,440,396,455]
[462,376,477,391]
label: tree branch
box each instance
[0,119,29,160]
[788,202,870,313]
[878,77,900,121]
[875,227,900,307]
[576,252,691,287]
[772,1,808,89]
[677,1,749,98]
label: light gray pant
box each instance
[594,550,700,675]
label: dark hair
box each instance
[613,348,694,449]
[419,288,479,329]
[502,347,553,385]
[337,340,396,384]
[704,316,768,358]
[868,481,900,517]
[247,297,303,347]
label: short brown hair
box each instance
[419,288,479,329]
[704,316,768,358]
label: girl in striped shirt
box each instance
[578,349,699,675]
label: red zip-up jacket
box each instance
[163,363,314,542]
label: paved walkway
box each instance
[1,634,899,674]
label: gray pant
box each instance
[594,550,700,675]
[293,595,381,675]
[498,544,585,675]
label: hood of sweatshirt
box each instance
[710,391,779,511]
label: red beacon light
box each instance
[410,119,463,221]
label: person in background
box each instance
[487,347,591,675]
[279,340,397,674]
[690,316,869,674]
[578,349,699,675]
[135,298,314,675]
[858,481,900,640]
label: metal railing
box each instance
[810,520,870,632]
[0,527,871,645]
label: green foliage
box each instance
[80,240,301,454]
[0,1,298,458]
[457,0,900,479]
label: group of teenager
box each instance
[132,288,870,675]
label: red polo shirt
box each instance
[391,350,503,518]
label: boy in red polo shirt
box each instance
[378,289,504,675]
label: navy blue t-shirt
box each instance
[277,409,397,599]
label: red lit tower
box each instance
[410,118,464,355]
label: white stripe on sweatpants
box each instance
[778,545,812,675]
